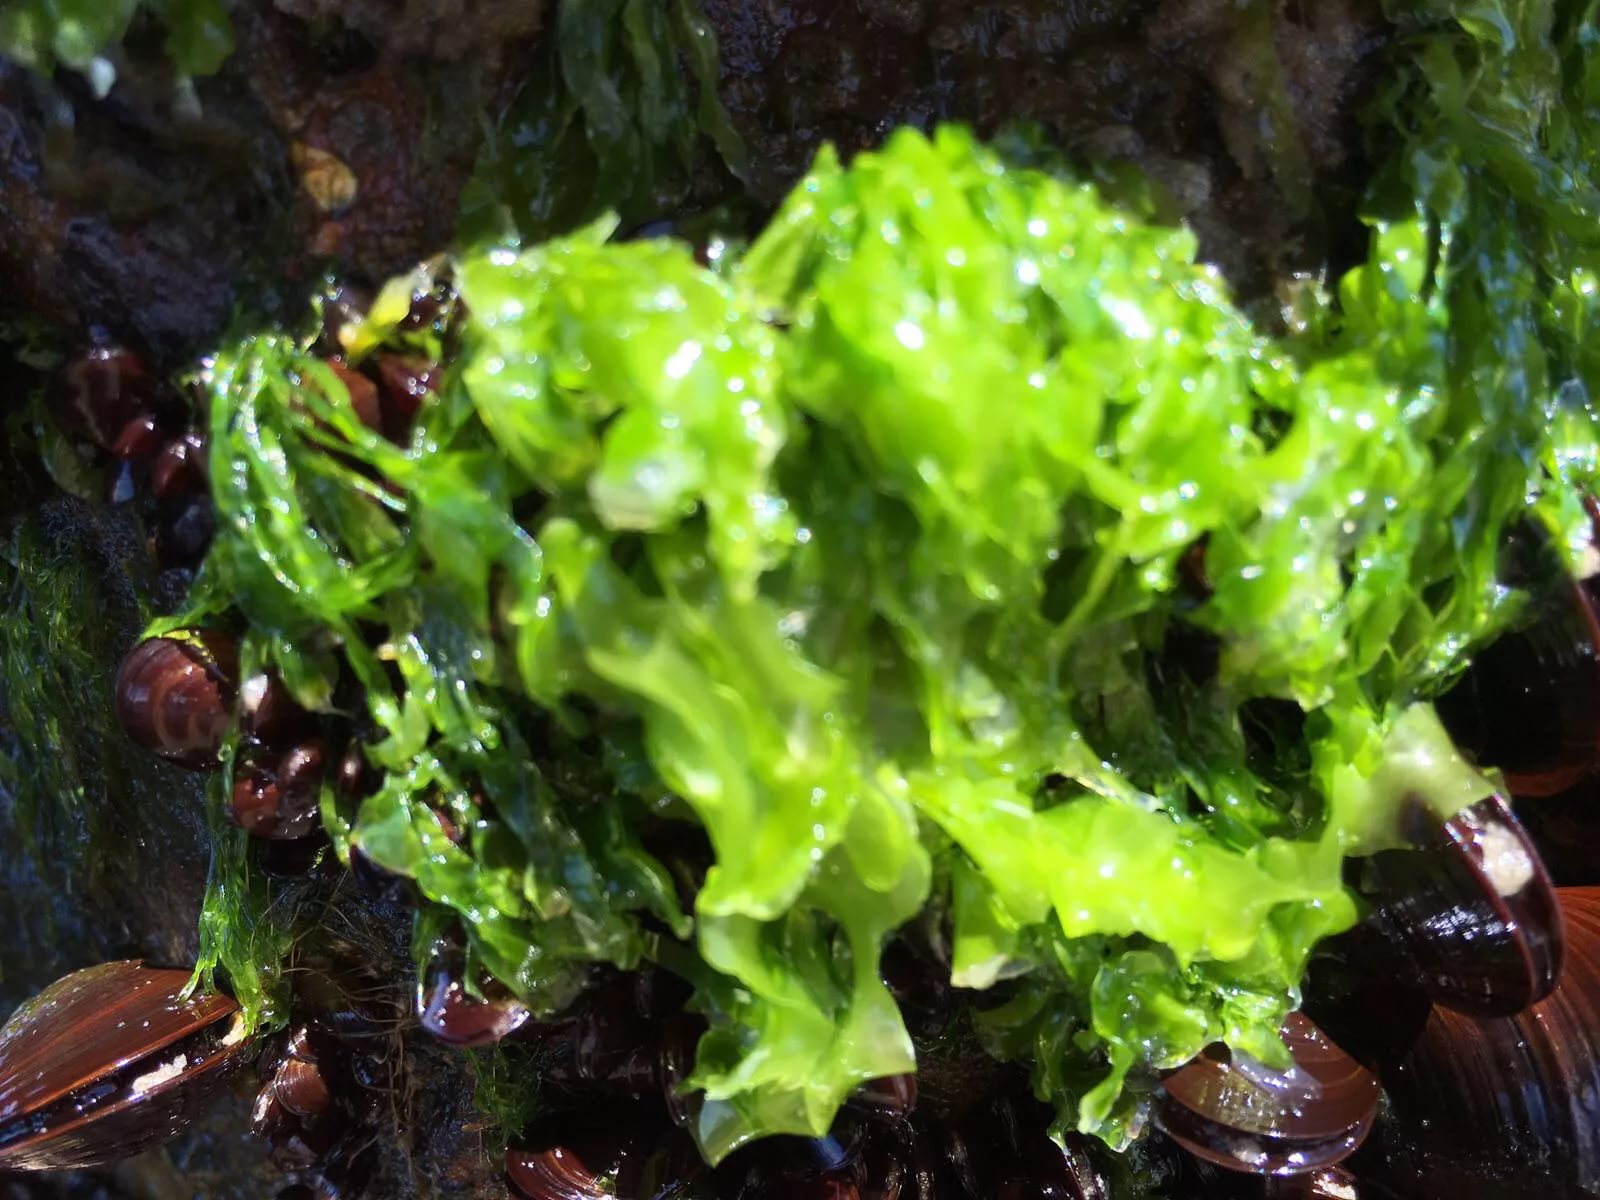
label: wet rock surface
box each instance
[0,0,1387,368]
[0,1,534,365]
[702,0,1387,299]
[270,0,547,62]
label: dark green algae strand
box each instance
[456,0,749,248]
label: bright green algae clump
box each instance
[185,122,1596,1160]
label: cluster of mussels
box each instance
[6,277,1600,1200]
[1,294,452,1199]
[247,944,415,1200]
[50,343,215,570]
[423,941,1118,1199]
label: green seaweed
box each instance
[186,761,293,1031]
[0,0,234,86]
[457,0,748,246]
[1367,0,1600,524]
[469,1043,546,1159]
[183,96,1600,1159]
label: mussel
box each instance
[420,957,706,1123]
[717,1089,1107,1200]
[111,413,164,461]
[1264,1169,1361,1199]
[0,961,249,1170]
[257,1038,333,1145]
[979,1123,1110,1200]
[231,739,328,840]
[505,1109,703,1200]
[506,1146,609,1200]
[1154,1012,1378,1176]
[273,1056,333,1119]
[114,630,240,768]
[1436,514,1600,798]
[251,1018,384,1186]
[239,669,317,749]
[1349,886,1600,1199]
[50,345,155,453]
[149,429,208,500]
[372,353,437,437]
[712,1132,861,1200]
[906,1085,1110,1200]
[847,1074,918,1120]
[656,1014,706,1132]
[417,957,534,1048]
[151,494,217,569]
[1358,793,1564,1016]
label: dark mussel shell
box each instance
[253,1082,296,1142]
[251,1019,381,1179]
[703,1095,1109,1200]
[232,740,327,840]
[372,354,437,438]
[0,961,248,1170]
[334,742,381,805]
[257,833,330,878]
[565,984,659,1094]
[999,1129,1109,1200]
[531,971,689,1098]
[848,1075,918,1120]
[1274,1170,1398,1199]
[50,346,154,452]
[746,1179,859,1200]
[942,1086,1109,1200]
[239,670,316,748]
[112,413,163,461]
[1436,517,1600,798]
[1155,1012,1378,1176]
[149,430,207,499]
[273,1056,333,1119]
[1358,793,1563,1017]
[712,1131,860,1200]
[114,630,240,768]
[1350,886,1600,1199]
[151,494,217,570]
[633,964,696,1022]
[506,1109,701,1200]
[417,957,534,1048]
[506,1146,609,1200]
[657,1014,707,1132]
[1258,1169,1357,1199]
